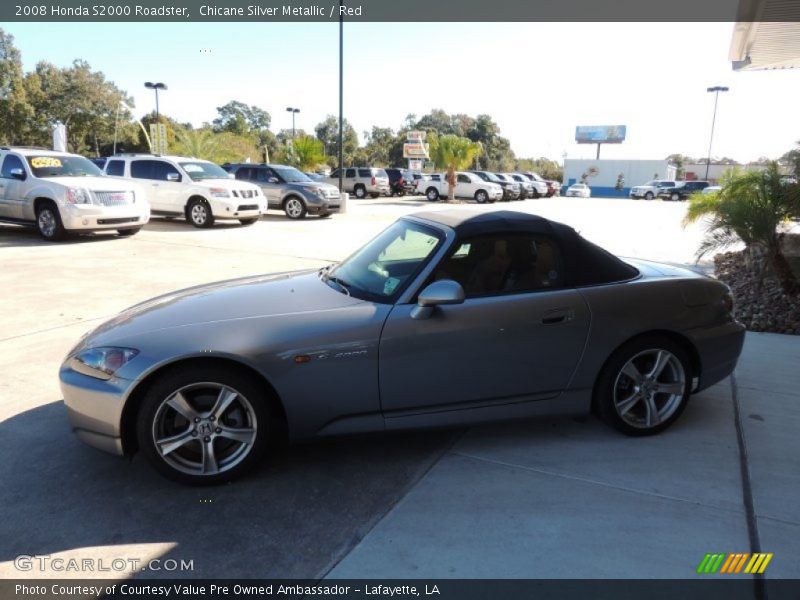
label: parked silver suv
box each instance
[223,163,341,219]
[325,167,390,199]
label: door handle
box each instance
[541,308,575,325]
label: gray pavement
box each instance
[0,197,796,582]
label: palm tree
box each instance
[683,162,800,294]
[173,127,220,160]
[429,134,482,170]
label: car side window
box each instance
[345,168,355,178]
[106,160,125,176]
[154,161,181,182]
[457,174,470,183]
[234,167,252,181]
[1,154,25,178]
[358,168,371,178]
[432,234,564,298]
[130,160,156,180]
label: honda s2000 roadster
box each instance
[61,210,745,484]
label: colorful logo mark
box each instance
[697,552,773,574]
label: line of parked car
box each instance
[629,179,713,201]
[0,144,564,242]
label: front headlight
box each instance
[209,188,231,198]
[66,188,92,204]
[303,186,326,198]
[70,347,139,380]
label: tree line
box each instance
[0,28,563,178]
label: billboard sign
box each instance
[403,142,429,159]
[149,123,168,154]
[575,125,626,144]
[406,131,426,142]
[408,159,423,170]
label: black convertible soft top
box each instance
[411,210,639,286]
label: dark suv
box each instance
[658,180,710,201]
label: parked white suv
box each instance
[629,180,676,200]
[0,147,149,241]
[324,167,390,199]
[419,172,504,203]
[105,154,266,227]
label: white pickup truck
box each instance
[416,171,504,203]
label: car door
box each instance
[260,167,283,207]
[130,160,166,212]
[153,160,186,212]
[455,173,472,198]
[0,153,28,219]
[345,168,356,192]
[379,232,590,416]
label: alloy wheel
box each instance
[38,209,56,238]
[191,203,208,225]
[285,198,303,218]
[151,382,258,476]
[612,349,686,429]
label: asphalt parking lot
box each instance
[1,195,797,582]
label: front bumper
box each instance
[61,204,150,231]
[60,364,134,456]
[209,198,267,218]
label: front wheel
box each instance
[670,192,680,202]
[187,198,214,228]
[475,190,489,204]
[283,197,307,220]
[594,336,691,436]
[36,202,67,241]
[136,366,270,485]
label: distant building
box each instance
[563,159,677,197]
[682,163,769,184]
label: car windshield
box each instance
[324,219,443,303]
[374,169,388,178]
[494,173,509,181]
[273,166,312,183]
[26,155,103,178]
[179,161,230,181]
[478,172,501,182]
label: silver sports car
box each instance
[61,210,745,484]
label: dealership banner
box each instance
[4,579,800,600]
[4,0,800,22]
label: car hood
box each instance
[288,181,339,192]
[77,270,365,349]
[43,176,139,191]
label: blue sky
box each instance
[3,21,799,162]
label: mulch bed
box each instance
[714,250,800,335]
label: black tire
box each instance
[670,192,680,202]
[354,185,366,199]
[36,201,67,241]
[117,227,141,236]
[396,189,406,197]
[426,187,440,202]
[283,196,307,220]
[136,365,271,485]
[187,198,214,228]
[318,212,332,219]
[475,190,489,204]
[239,218,259,225]
[645,192,654,200]
[370,192,380,199]
[594,335,692,437]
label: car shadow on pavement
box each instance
[0,225,129,248]
[0,400,457,579]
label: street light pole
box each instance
[144,82,168,122]
[338,0,344,193]
[705,86,729,181]
[286,107,300,139]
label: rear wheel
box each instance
[136,366,270,485]
[117,227,141,236]
[36,202,67,241]
[354,185,366,199]
[594,336,692,436]
[670,192,680,202]
[187,198,214,228]
[426,187,440,202]
[370,192,380,198]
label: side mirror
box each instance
[411,280,465,320]
[10,168,26,180]
[166,172,180,182]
